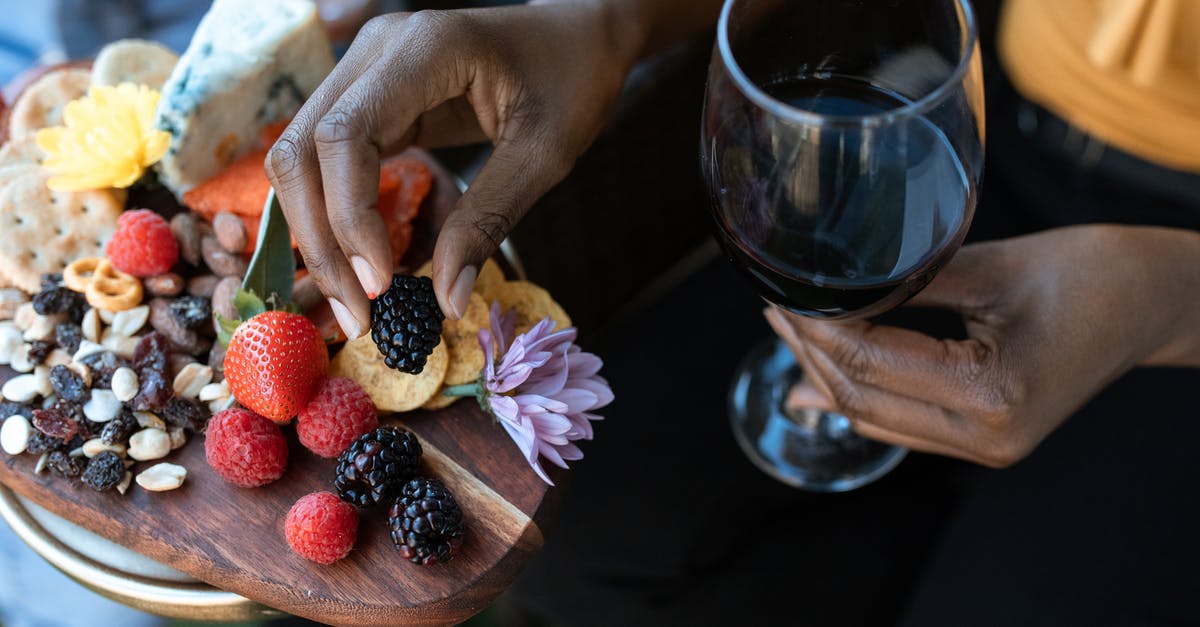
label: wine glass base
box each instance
[729,338,907,492]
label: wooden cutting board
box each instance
[0,154,557,626]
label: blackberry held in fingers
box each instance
[334,426,422,508]
[388,477,465,565]
[370,275,444,374]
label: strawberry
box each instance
[224,310,328,423]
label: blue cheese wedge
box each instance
[153,0,335,195]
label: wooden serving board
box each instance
[0,154,558,626]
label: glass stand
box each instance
[729,338,908,492]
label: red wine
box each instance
[708,75,975,318]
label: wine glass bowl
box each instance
[702,0,984,490]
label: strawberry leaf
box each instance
[233,289,267,321]
[214,312,242,346]
[242,188,295,307]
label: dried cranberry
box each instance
[32,407,79,441]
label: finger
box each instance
[267,41,382,339]
[314,74,391,300]
[851,420,989,465]
[764,307,838,406]
[786,314,1000,416]
[432,136,573,319]
[800,340,979,452]
[785,381,836,413]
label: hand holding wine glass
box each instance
[770,225,1200,467]
[702,0,984,490]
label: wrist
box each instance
[1135,227,1200,368]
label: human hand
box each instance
[267,2,640,338]
[765,225,1200,467]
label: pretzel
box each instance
[64,257,104,292]
[84,259,143,312]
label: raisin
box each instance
[49,365,89,403]
[82,452,124,491]
[131,333,172,411]
[87,352,132,389]
[100,410,137,445]
[31,406,79,441]
[162,397,209,433]
[46,451,86,477]
[40,273,62,291]
[54,323,83,355]
[169,295,212,330]
[32,286,87,322]
[26,431,63,455]
[0,401,32,419]
[27,341,54,366]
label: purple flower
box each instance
[475,303,613,485]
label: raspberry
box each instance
[285,491,358,565]
[296,377,379,458]
[204,407,288,487]
[105,209,179,277]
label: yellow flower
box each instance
[36,83,171,191]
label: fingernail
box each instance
[328,298,363,340]
[448,265,477,320]
[351,256,384,300]
[787,382,831,411]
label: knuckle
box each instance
[825,376,866,419]
[826,335,873,383]
[452,209,514,251]
[298,249,339,288]
[313,108,362,148]
[360,14,399,39]
[265,135,304,186]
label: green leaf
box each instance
[233,288,267,321]
[214,312,242,347]
[242,188,295,306]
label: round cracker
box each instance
[0,169,121,293]
[329,334,448,413]
[92,39,179,90]
[481,280,572,335]
[0,136,44,168]
[9,68,91,139]
[413,259,433,278]
[473,257,505,295]
[420,387,462,410]
[441,292,489,386]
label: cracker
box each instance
[414,259,433,278]
[473,258,505,295]
[92,39,178,90]
[329,333,448,413]
[0,169,122,293]
[9,68,91,139]
[481,280,572,335]
[0,136,45,168]
[420,387,462,411]
[441,292,488,386]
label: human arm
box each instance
[766,224,1200,467]
[266,0,722,338]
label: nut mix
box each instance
[1,203,239,495]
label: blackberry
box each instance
[169,295,211,330]
[46,450,86,477]
[370,275,444,374]
[334,426,422,508]
[387,477,465,565]
[82,452,124,491]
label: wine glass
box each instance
[701,0,985,491]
